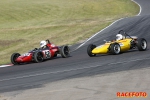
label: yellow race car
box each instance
[87,30,147,57]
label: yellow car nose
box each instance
[92,44,109,54]
[92,48,100,54]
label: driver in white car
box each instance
[40,40,48,50]
[116,34,125,41]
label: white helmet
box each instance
[40,40,46,47]
[116,34,123,41]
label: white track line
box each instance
[132,0,142,16]
[74,18,124,51]
[0,64,13,68]
[0,57,149,82]
[74,0,142,51]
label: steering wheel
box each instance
[118,30,126,34]
[118,30,127,39]
[34,48,38,50]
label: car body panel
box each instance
[117,39,131,52]
[16,53,32,63]
[92,43,110,54]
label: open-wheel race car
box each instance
[87,30,147,57]
[11,39,70,65]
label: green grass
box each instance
[0,0,139,65]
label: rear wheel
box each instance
[60,46,70,58]
[11,53,21,65]
[136,38,147,51]
[110,43,121,55]
[87,44,96,57]
[34,52,44,63]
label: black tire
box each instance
[11,53,21,65]
[87,44,96,57]
[60,46,70,58]
[136,38,147,51]
[34,52,44,63]
[110,43,121,55]
[54,53,57,57]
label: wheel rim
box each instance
[37,53,43,62]
[14,54,19,59]
[90,45,96,56]
[64,47,69,56]
[114,44,120,54]
[141,40,147,49]
[14,54,20,61]
[12,54,20,64]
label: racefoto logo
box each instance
[117,92,147,98]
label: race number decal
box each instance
[44,50,51,58]
[119,43,124,46]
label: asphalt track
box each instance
[0,0,150,94]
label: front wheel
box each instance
[34,52,44,63]
[11,53,21,65]
[60,46,70,58]
[110,43,121,55]
[87,44,96,57]
[136,38,147,51]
